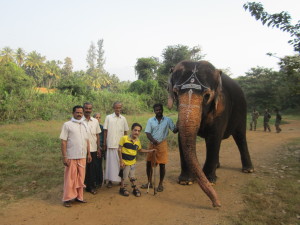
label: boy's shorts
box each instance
[122,164,136,180]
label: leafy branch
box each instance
[243,2,300,53]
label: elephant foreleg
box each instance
[178,133,196,185]
[203,136,222,183]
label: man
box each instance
[103,102,129,188]
[141,103,178,192]
[275,108,282,133]
[83,102,101,195]
[249,108,259,131]
[93,112,105,188]
[263,108,271,132]
[60,105,92,207]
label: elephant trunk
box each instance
[178,90,221,207]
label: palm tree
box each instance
[44,60,61,88]
[0,46,15,64]
[24,51,46,86]
[15,48,26,67]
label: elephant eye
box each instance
[203,93,210,103]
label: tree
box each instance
[96,39,105,72]
[243,2,300,53]
[157,44,205,87]
[277,55,300,108]
[56,74,89,96]
[128,79,167,106]
[62,57,73,77]
[85,40,112,90]
[15,48,26,67]
[24,51,46,87]
[0,47,15,64]
[86,42,96,70]
[135,57,160,81]
[236,67,286,110]
[44,60,61,88]
[0,62,33,95]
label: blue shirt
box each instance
[145,116,176,142]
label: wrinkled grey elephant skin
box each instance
[168,60,254,187]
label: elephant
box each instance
[168,60,254,207]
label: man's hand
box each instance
[152,140,159,145]
[87,153,92,163]
[120,161,125,169]
[97,148,101,158]
[63,157,70,167]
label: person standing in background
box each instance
[263,108,271,132]
[249,108,259,131]
[275,108,282,133]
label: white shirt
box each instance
[103,113,129,148]
[59,120,89,159]
[83,116,101,152]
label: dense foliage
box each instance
[236,55,300,111]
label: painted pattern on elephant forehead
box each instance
[179,89,202,123]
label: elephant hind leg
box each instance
[232,131,254,173]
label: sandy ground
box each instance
[0,120,299,225]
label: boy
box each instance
[118,123,155,197]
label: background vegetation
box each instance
[0,2,299,123]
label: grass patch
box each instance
[229,138,300,225]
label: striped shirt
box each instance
[119,135,142,166]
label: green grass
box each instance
[0,113,179,206]
[229,138,300,225]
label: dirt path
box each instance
[1,120,299,225]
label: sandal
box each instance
[90,189,97,195]
[157,185,164,192]
[75,198,87,203]
[133,188,141,197]
[63,201,72,207]
[141,183,153,189]
[119,187,129,197]
[107,181,112,188]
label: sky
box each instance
[0,0,299,81]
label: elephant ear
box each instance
[167,73,175,109]
[213,69,222,111]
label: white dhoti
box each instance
[105,148,121,182]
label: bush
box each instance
[0,89,149,122]
[0,62,34,95]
